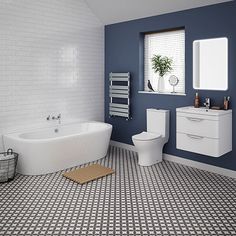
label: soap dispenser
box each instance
[223,96,230,110]
[194,92,200,108]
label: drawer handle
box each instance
[187,134,204,140]
[186,117,203,122]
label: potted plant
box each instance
[151,54,173,92]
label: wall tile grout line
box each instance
[0,0,104,143]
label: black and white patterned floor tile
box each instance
[0,146,236,236]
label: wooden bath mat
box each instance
[63,164,115,184]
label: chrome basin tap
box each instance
[204,98,211,109]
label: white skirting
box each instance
[110,140,236,179]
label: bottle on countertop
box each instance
[223,96,230,110]
[194,92,200,108]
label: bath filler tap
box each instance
[52,114,61,124]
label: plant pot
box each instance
[158,76,165,92]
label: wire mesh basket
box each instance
[0,149,18,183]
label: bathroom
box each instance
[0,0,235,235]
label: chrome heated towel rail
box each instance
[109,72,130,120]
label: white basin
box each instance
[176,106,232,116]
[176,106,232,157]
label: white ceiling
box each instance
[85,0,232,25]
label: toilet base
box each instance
[139,157,162,166]
[138,150,163,166]
[132,133,167,167]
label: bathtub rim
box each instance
[3,121,112,143]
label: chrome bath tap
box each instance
[52,114,61,124]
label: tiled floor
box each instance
[0,146,236,236]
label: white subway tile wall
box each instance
[0,0,104,139]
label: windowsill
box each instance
[138,91,186,96]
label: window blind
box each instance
[144,29,185,93]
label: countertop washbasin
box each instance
[176,106,232,116]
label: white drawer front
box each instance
[176,132,220,157]
[177,115,219,138]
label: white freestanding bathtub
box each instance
[3,122,112,175]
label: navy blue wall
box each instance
[105,1,236,171]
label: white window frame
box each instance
[141,28,186,95]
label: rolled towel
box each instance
[8,170,15,179]
[0,169,7,174]
[0,154,15,161]
[0,169,8,182]
[8,163,15,170]
[8,165,15,172]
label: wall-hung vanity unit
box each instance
[193,37,228,91]
[184,36,232,157]
[176,107,232,157]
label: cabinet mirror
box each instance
[193,37,228,91]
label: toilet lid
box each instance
[133,132,161,141]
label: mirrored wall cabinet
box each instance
[193,37,228,91]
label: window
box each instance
[144,29,185,94]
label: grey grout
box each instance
[0,147,235,236]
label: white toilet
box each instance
[132,109,170,166]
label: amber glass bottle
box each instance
[194,93,200,108]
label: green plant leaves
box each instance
[151,54,173,77]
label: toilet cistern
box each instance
[132,109,170,166]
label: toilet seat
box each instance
[132,132,161,141]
